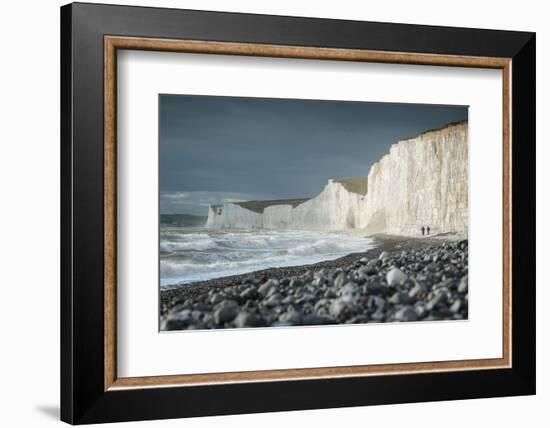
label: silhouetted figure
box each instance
[421,226,425,236]
[427,226,430,235]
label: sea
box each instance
[160,227,376,288]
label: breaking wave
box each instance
[160,227,375,287]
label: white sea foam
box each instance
[160,227,375,288]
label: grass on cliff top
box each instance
[234,198,310,213]
[331,177,368,195]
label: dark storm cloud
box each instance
[160,95,467,215]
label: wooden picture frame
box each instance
[61,2,535,424]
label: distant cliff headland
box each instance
[205,121,468,237]
[161,214,207,227]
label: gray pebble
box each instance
[366,295,383,308]
[233,311,263,328]
[409,283,426,299]
[370,309,385,321]
[449,299,462,313]
[366,280,383,294]
[340,282,360,303]
[389,291,410,305]
[414,303,427,318]
[330,298,355,319]
[279,308,302,325]
[263,293,283,307]
[394,306,418,322]
[213,300,239,324]
[258,279,278,297]
[458,275,468,293]
[334,273,347,288]
[240,287,258,300]
[386,267,408,286]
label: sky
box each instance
[160,95,467,215]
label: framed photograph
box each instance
[61,2,535,424]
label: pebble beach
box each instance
[160,234,468,330]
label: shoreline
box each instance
[160,233,466,322]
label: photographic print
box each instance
[159,95,469,331]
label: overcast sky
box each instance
[160,95,467,215]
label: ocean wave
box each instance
[286,239,356,256]
[160,237,217,252]
[160,228,374,287]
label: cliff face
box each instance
[205,203,263,229]
[362,121,468,235]
[263,205,293,229]
[205,121,468,235]
[291,179,367,230]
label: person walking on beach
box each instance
[421,226,425,236]
[427,226,430,236]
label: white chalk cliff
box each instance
[206,121,468,236]
[362,121,468,235]
[291,178,368,230]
